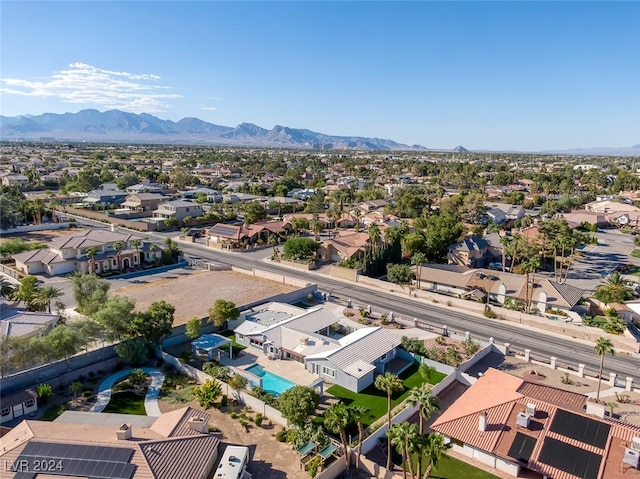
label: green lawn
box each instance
[219,330,247,355]
[39,403,65,421]
[431,454,500,479]
[631,249,640,259]
[326,363,446,428]
[103,390,147,415]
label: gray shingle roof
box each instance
[139,434,220,479]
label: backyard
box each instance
[325,363,446,428]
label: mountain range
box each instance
[0,109,427,151]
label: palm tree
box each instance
[131,239,142,267]
[408,386,440,478]
[594,337,615,402]
[149,243,158,264]
[86,246,98,275]
[36,286,63,313]
[113,241,124,270]
[368,223,381,245]
[375,372,404,470]
[387,422,417,479]
[310,213,324,242]
[411,253,428,291]
[423,433,450,478]
[0,277,15,299]
[352,208,363,232]
[326,209,338,237]
[523,255,541,314]
[594,271,635,305]
[499,234,512,272]
[324,403,353,468]
[350,405,369,470]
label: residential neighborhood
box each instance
[3,142,640,479]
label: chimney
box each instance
[117,423,132,440]
[478,412,487,432]
[188,416,208,434]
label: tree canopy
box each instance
[278,385,319,426]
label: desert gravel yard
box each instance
[111,269,297,325]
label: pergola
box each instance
[191,333,232,361]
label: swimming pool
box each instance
[245,364,295,396]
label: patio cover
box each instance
[191,333,232,360]
[296,441,317,456]
[318,443,338,460]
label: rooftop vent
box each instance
[624,448,640,469]
[526,403,536,417]
[116,423,132,440]
[516,412,531,429]
[300,337,309,345]
[632,437,640,451]
[188,416,208,433]
[478,411,487,432]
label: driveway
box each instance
[538,228,640,292]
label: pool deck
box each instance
[220,348,318,388]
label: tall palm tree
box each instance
[352,208,363,232]
[324,403,353,468]
[113,241,124,270]
[594,271,635,305]
[375,372,404,470]
[423,433,450,479]
[523,255,541,314]
[411,253,428,291]
[36,286,63,313]
[131,239,142,267]
[310,213,324,242]
[368,223,381,245]
[408,386,440,478]
[86,246,98,275]
[350,405,369,470]
[594,337,615,402]
[387,422,417,479]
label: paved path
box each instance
[89,367,165,416]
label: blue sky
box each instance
[1,1,639,151]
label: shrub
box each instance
[229,374,248,391]
[230,412,238,419]
[484,306,498,319]
[221,395,228,407]
[37,384,54,403]
[275,429,287,442]
[255,414,263,427]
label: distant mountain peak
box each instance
[0,109,425,151]
[453,145,469,153]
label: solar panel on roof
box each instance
[549,409,610,448]
[538,437,602,479]
[16,441,135,479]
[507,432,536,463]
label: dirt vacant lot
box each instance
[112,270,297,325]
[0,227,88,244]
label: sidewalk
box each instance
[90,367,165,416]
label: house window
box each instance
[25,399,35,408]
[237,334,244,340]
[322,366,335,378]
[1,408,10,416]
[379,353,387,362]
[112,259,117,266]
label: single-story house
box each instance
[317,231,370,262]
[432,368,640,479]
[207,220,290,249]
[0,406,222,478]
[0,299,58,340]
[0,172,29,187]
[305,327,406,392]
[83,186,128,208]
[417,264,584,315]
[0,389,37,424]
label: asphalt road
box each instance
[66,217,640,380]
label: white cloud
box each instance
[208,96,223,101]
[0,63,181,113]
[201,106,217,111]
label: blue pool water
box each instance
[245,364,295,396]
